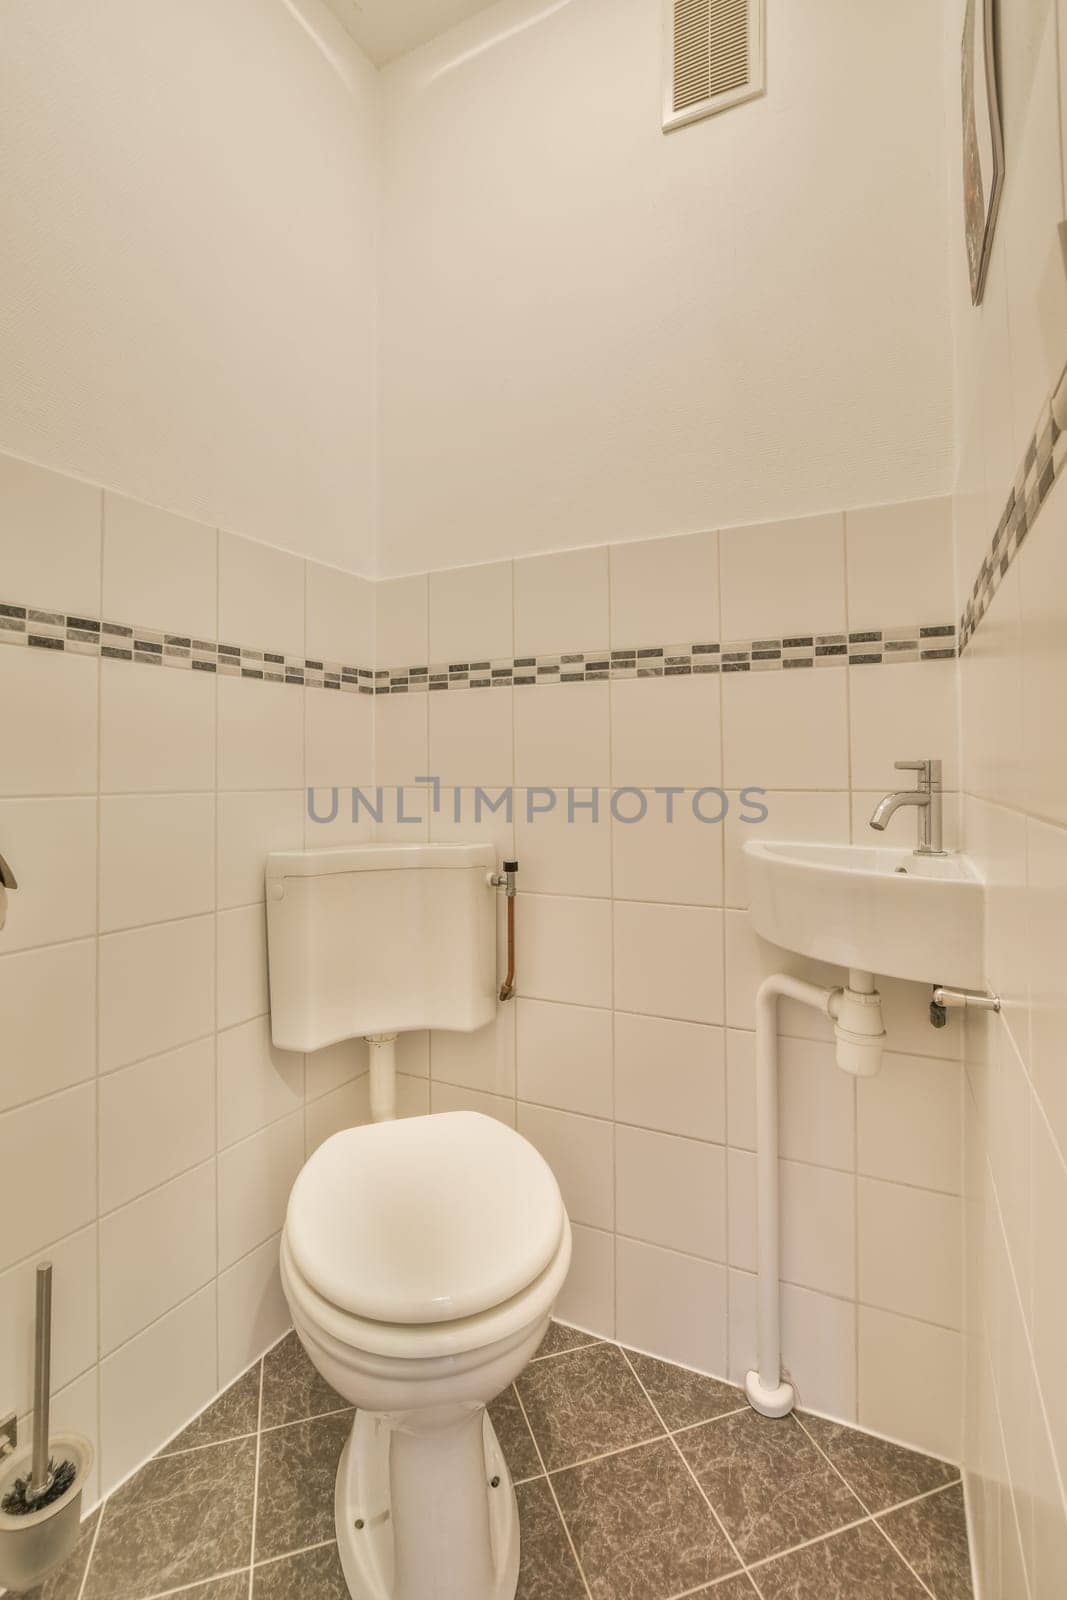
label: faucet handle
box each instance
[893,758,941,788]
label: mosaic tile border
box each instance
[959,368,1066,652]
[0,602,377,693]
[0,598,956,692]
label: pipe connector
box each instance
[828,983,885,1078]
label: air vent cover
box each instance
[663,0,765,131]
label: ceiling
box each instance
[321,0,502,65]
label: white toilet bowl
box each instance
[280,1111,571,1600]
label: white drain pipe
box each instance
[366,1033,398,1122]
[746,971,885,1419]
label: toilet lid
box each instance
[285,1112,566,1325]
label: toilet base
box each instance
[335,1408,519,1600]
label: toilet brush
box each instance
[1,1266,75,1516]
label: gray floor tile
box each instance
[799,1411,959,1514]
[697,1575,760,1596]
[159,1365,261,1457]
[625,1350,745,1432]
[534,1321,599,1360]
[20,1506,100,1600]
[254,1410,354,1564]
[551,1437,740,1600]
[753,1522,928,1598]
[156,1578,249,1599]
[516,1478,586,1600]
[516,1343,662,1470]
[83,1438,256,1600]
[254,1541,349,1598]
[260,1332,347,1430]
[676,1410,864,1564]
[879,1484,974,1600]
[490,1385,543,1483]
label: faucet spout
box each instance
[868,759,945,854]
[868,791,927,832]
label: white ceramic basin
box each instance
[743,840,984,988]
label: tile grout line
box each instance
[246,1355,265,1599]
[74,1493,106,1600]
[510,1382,596,1600]
[617,1348,752,1588]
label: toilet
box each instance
[266,843,571,1600]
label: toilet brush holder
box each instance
[0,1265,93,1593]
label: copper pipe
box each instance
[499,891,516,1002]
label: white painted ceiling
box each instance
[321,0,502,65]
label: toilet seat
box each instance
[285,1112,565,1330]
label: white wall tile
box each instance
[720,513,845,639]
[375,693,428,787]
[217,903,269,1030]
[373,784,431,842]
[217,676,304,791]
[305,562,374,664]
[517,893,612,1008]
[99,1038,215,1213]
[616,1237,727,1375]
[722,668,849,790]
[305,684,373,792]
[101,658,215,794]
[430,1011,515,1097]
[395,1030,429,1079]
[1031,1108,1067,1487]
[616,1125,725,1260]
[218,1111,304,1268]
[100,793,215,932]
[1027,818,1067,1157]
[218,1233,290,1388]
[428,685,513,788]
[376,574,429,666]
[218,790,305,909]
[611,675,721,789]
[858,1305,961,1460]
[0,1226,98,1417]
[612,794,723,906]
[514,682,610,788]
[610,531,719,648]
[218,1015,304,1149]
[0,647,98,796]
[516,998,612,1117]
[613,901,723,1024]
[429,786,515,857]
[219,532,304,656]
[1020,490,1067,828]
[0,940,96,1113]
[306,1076,370,1154]
[729,1149,856,1300]
[514,547,609,655]
[849,660,959,793]
[100,1284,217,1492]
[428,561,512,662]
[0,796,96,951]
[516,1103,614,1230]
[723,790,850,908]
[727,1031,854,1171]
[728,1271,858,1421]
[430,1081,516,1125]
[514,789,611,897]
[857,1052,962,1194]
[305,1038,368,1101]
[0,455,101,617]
[0,1084,96,1271]
[615,1013,724,1142]
[845,498,954,627]
[858,1178,962,1328]
[100,1160,216,1353]
[99,915,214,1071]
[556,1223,615,1338]
[723,908,840,1038]
[103,494,217,640]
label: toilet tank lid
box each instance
[266,843,495,880]
[285,1113,566,1325]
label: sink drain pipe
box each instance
[746,970,885,1419]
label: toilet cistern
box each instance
[868,758,945,855]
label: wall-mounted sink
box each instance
[743,840,984,989]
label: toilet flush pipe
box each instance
[366,1034,397,1122]
[747,971,885,1419]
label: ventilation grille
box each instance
[664,0,764,130]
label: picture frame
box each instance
[961,0,1004,306]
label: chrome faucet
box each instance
[869,759,945,855]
